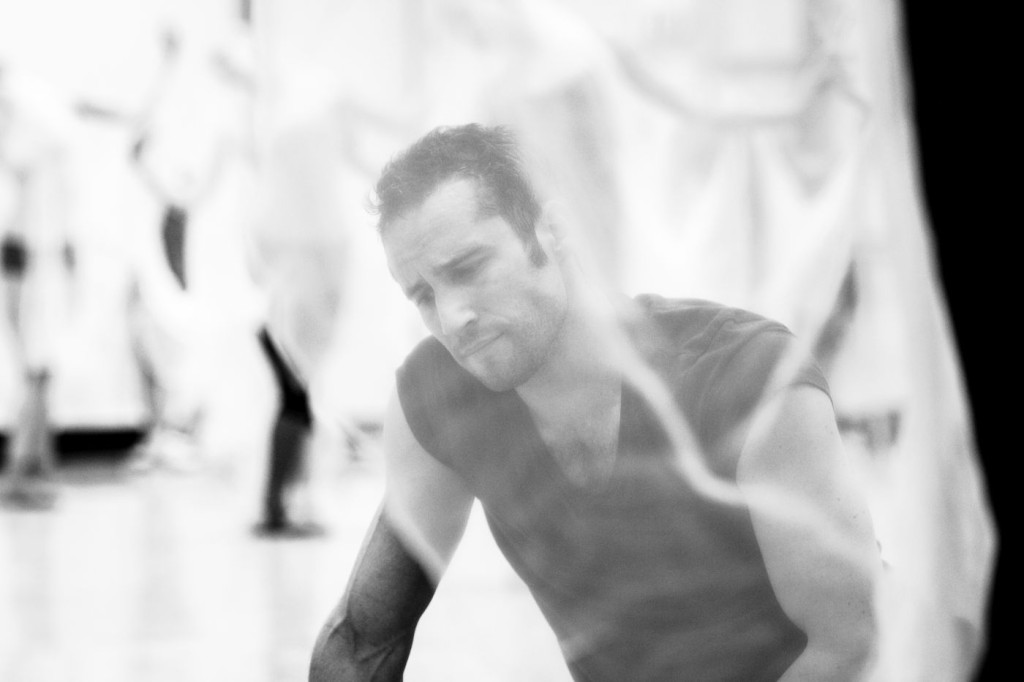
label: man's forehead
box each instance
[384,180,470,256]
[384,177,483,240]
[419,176,484,218]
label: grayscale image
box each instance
[0,1,1000,681]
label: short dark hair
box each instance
[371,123,546,265]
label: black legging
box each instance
[257,327,312,525]
[161,204,188,290]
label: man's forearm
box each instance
[309,510,437,682]
[309,607,416,682]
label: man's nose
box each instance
[436,289,477,337]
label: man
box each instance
[310,124,879,681]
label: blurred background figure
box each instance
[250,324,320,536]
[0,63,78,510]
[67,16,259,474]
[122,15,261,474]
[128,28,187,291]
[243,109,351,538]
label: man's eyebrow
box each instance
[401,246,491,299]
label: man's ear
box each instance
[536,200,569,261]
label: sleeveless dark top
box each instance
[397,296,830,681]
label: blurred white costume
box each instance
[125,21,262,470]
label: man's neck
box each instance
[515,284,624,415]
[515,285,629,485]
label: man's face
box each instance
[384,178,568,391]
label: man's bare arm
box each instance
[308,508,437,682]
[738,386,881,681]
[309,388,474,681]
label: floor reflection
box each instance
[0,451,567,681]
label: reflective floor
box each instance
[0,446,569,682]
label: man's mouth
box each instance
[457,334,500,358]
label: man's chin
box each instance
[464,367,508,392]
[460,359,518,393]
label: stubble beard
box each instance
[471,304,569,393]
